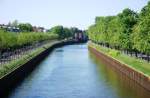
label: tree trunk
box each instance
[135,51,138,58]
[147,54,150,62]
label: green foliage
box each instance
[50,26,64,39]
[132,1,150,54]
[18,23,33,32]
[0,41,58,78]
[90,43,150,76]
[50,25,73,39]
[0,31,58,50]
[117,8,138,50]
[108,49,121,57]
[63,27,72,38]
[70,27,80,35]
[88,2,150,55]
[0,32,17,49]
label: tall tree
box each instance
[117,8,138,50]
[132,1,150,56]
[11,20,18,27]
[50,26,64,39]
[18,23,33,32]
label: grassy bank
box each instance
[89,42,150,77]
[0,40,61,79]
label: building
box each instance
[37,27,44,32]
[0,24,20,32]
[32,26,38,32]
[74,31,88,42]
[32,26,45,32]
[0,24,7,29]
[7,26,20,32]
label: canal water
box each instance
[7,44,150,98]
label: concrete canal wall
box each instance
[0,40,83,97]
[88,45,150,91]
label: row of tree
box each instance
[49,26,82,39]
[0,31,58,51]
[5,20,83,39]
[88,2,150,58]
[0,25,83,51]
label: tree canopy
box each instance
[88,1,150,55]
[49,26,78,39]
[18,23,33,32]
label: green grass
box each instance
[0,40,61,79]
[89,42,150,77]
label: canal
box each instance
[6,44,150,98]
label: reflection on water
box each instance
[55,48,64,52]
[89,52,150,98]
[6,44,150,98]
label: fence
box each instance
[0,41,49,66]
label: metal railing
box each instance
[0,41,50,66]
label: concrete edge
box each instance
[88,44,150,92]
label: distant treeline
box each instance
[88,1,150,56]
[0,25,84,51]
[48,26,83,39]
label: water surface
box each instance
[7,44,150,98]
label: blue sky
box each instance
[0,0,149,29]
